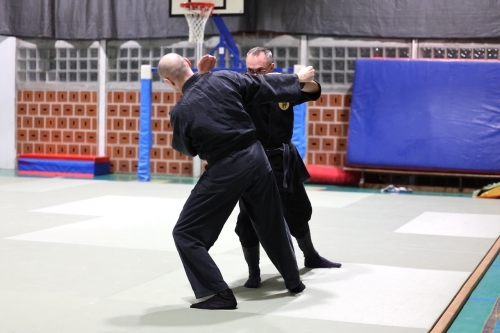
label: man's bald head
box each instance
[157,53,191,83]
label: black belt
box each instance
[264,143,291,189]
[206,138,257,164]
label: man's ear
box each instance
[269,63,275,72]
[163,77,175,87]
[184,57,192,68]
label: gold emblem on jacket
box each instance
[278,102,289,110]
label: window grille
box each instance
[308,38,411,86]
[419,42,500,60]
[17,41,99,83]
[107,40,203,83]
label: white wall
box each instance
[0,36,16,169]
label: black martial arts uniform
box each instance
[170,71,304,299]
[235,83,322,248]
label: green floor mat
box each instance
[447,254,500,333]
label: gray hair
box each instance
[247,47,273,64]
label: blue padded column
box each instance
[292,103,307,159]
[292,64,307,159]
[138,65,152,181]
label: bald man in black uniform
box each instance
[158,53,315,310]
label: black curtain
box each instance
[255,0,500,39]
[1,0,500,40]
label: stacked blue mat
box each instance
[18,154,110,178]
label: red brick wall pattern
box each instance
[17,90,351,175]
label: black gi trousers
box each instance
[236,144,313,248]
[172,142,301,298]
[236,181,313,248]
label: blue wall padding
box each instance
[292,103,307,159]
[347,59,500,174]
[18,158,110,175]
[138,77,152,181]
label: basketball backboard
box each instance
[169,0,244,16]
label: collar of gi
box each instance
[182,73,201,94]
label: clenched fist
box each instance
[297,66,315,83]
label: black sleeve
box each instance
[170,113,197,157]
[237,73,302,105]
[298,80,322,103]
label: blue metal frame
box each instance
[208,16,245,69]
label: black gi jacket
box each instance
[244,82,322,192]
[248,82,321,149]
[170,71,303,165]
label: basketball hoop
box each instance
[180,2,215,43]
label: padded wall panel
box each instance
[292,103,306,159]
[347,59,500,175]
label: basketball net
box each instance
[180,3,214,177]
[180,2,215,43]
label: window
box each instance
[17,42,99,83]
[107,40,196,82]
[309,39,411,86]
[419,42,500,60]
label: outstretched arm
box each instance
[237,66,317,105]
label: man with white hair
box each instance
[157,53,315,310]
